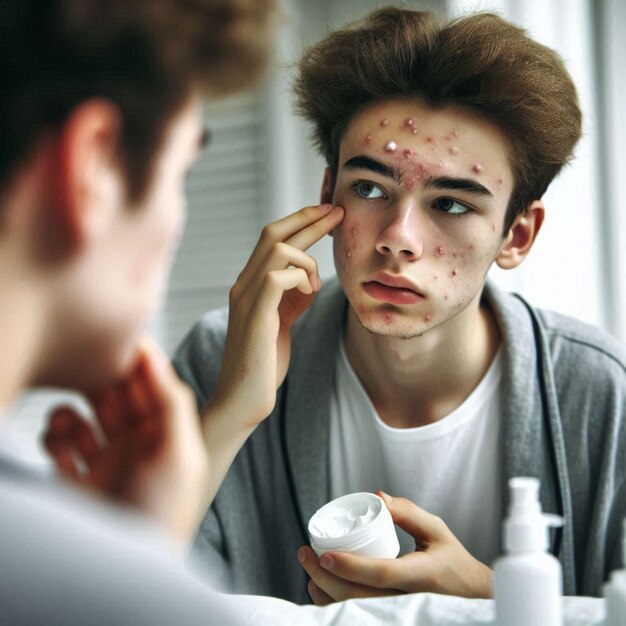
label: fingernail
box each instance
[320,203,333,212]
[297,547,307,565]
[320,554,335,571]
[307,580,315,597]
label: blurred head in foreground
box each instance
[0,0,275,400]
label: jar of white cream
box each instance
[307,492,400,558]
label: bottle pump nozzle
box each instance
[504,477,563,553]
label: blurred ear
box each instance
[496,200,545,269]
[56,100,122,248]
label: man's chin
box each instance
[356,314,426,341]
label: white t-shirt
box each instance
[329,339,503,566]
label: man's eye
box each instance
[352,181,386,199]
[433,197,471,216]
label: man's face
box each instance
[330,99,515,339]
[54,96,205,388]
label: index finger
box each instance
[377,492,448,542]
[284,205,344,251]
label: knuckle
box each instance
[260,223,276,242]
[228,283,240,304]
[271,241,289,258]
[432,514,448,534]
[264,271,280,287]
[301,206,319,220]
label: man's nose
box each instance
[375,202,423,261]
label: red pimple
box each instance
[384,140,398,153]
[451,269,459,277]
[405,117,415,127]
[434,246,445,257]
[383,313,393,325]
[472,163,483,174]
[365,133,373,144]
[380,118,389,127]
[411,128,418,134]
[468,244,475,251]
[424,314,433,323]
[403,148,414,158]
[448,146,459,156]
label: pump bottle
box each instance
[603,519,626,626]
[493,477,563,626]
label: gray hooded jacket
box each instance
[173,280,626,604]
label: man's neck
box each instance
[343,291,501,429]
[0,274,46,415]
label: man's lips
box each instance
[362,279,424,305]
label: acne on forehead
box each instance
[348,105,514,191]
[354,124,510,192]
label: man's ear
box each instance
[320,167,335,236]
[495,200,545,270]
[320,167,333,205]
[56,99,122,248]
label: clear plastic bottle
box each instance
[493,477,563,626]
[603,519,626,626]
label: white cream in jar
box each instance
[308,492,400,558]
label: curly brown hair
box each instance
[0,0,276,201]
[294,8,582,232]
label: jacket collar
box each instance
[282,279,347,525]
[483,282,574,591]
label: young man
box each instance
[173,8,626,605]
[0,1,343,623]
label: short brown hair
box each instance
[0,0,276,201]
[294,8,582,232]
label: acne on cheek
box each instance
[338,216,360,259]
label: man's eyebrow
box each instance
[423,175,494,197]
[343,155,402,184]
